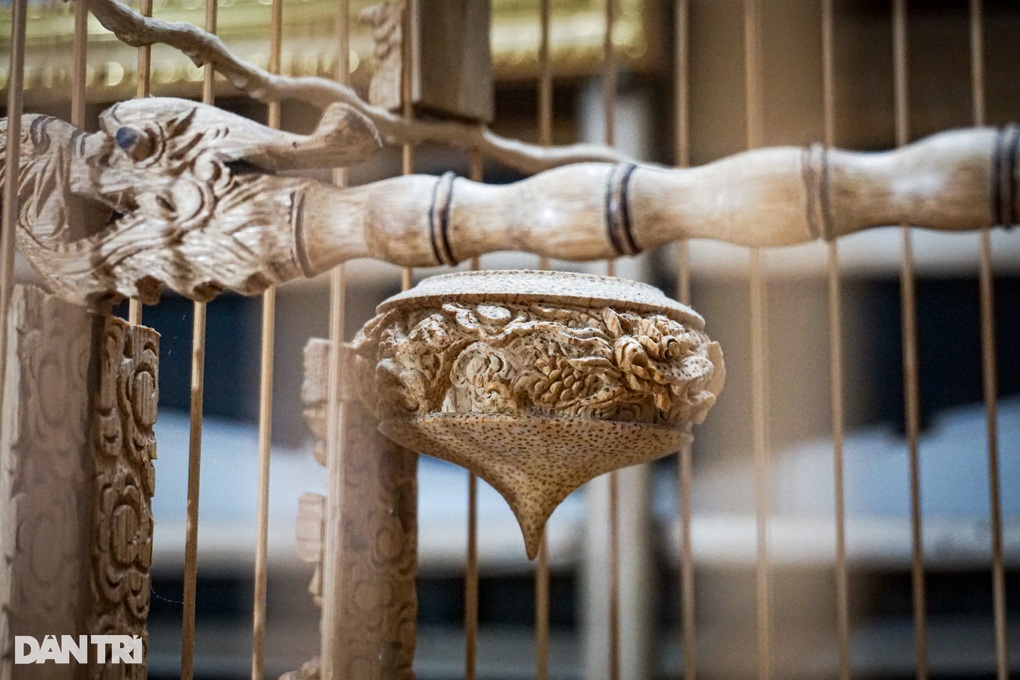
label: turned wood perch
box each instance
[1,98,1015,305]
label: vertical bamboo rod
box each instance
[320,263,346,680]
[128,0,153,326]
[464,151,484,680]
[980,212,1009,680]
[465,471,479,680]
[537,0,552,271]
[251,288,275,679]
[399,0,415,292]
[181,2,218,676]
[891,4,928,679]
[181,304,207,680]
[535,3,553,676]
[968,3,1009,679]
[320,0,350,676]
[71,0,88,129]
[0,0,28,455]
[538,0,553,149]
[603,0,616,149]
[749,255,771,680]
[743,1,772,679]
[821,2,851,679]
[251,0,284,675]
[536,537,550,680]
[136,0,153,99]
[607,471,620,680]
[602,3,620,680]
[673,2,696,679]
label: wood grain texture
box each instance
[2,99,1015,306]
[362,0,494,122]
[1,284,94,680]
[282,337,418,680]
[90,305,158,680]
[0,284,158,678]
[1,100,378,305]
[351,270,724,558]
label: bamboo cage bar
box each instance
[969,2,1010,679]
[821,1,851,678]
[603,3,621,680]
[250,0,284,675]
[320,0,349,676]
[534,4,553,678]
[71,0,87,129]
[127,0,152,326]
[673,3,696,679]
[891,4,930,679]
[180,1,218,676]
[743,2,773,679]
[0,0,26,431]
[465,151,484,680]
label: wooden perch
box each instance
[299,125,1018,270]
[1,98,1015,305]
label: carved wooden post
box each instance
[284,338,418,680]
[0,284,158,679]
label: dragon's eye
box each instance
[115,126,154,161]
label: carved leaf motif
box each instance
[89,315,159,679]
[295,339,418,679]
[354,300,723,427]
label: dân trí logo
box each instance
[15,635,143,665]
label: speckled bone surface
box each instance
[352,270,725,558]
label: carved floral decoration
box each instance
[354,301,723,428]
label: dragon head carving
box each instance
[2,97,381,306]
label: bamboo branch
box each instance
[81,0,629,175]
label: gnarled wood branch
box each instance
[81,0,629,175]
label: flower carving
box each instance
[354,300,723,428]
[445,342,515,413]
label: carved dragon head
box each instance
[2,97,381,306]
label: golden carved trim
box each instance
[0,0,654,103]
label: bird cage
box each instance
[0,1,1017,679]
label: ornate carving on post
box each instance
[0,284,157,678]
[351,270,725,558]
[283,338,418,680]
[0,285,94,679]
[90,315,159,678]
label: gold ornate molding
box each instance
[0,0,655,104]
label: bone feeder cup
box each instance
[349,270,725,559]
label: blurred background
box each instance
[4,0,1020,678]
